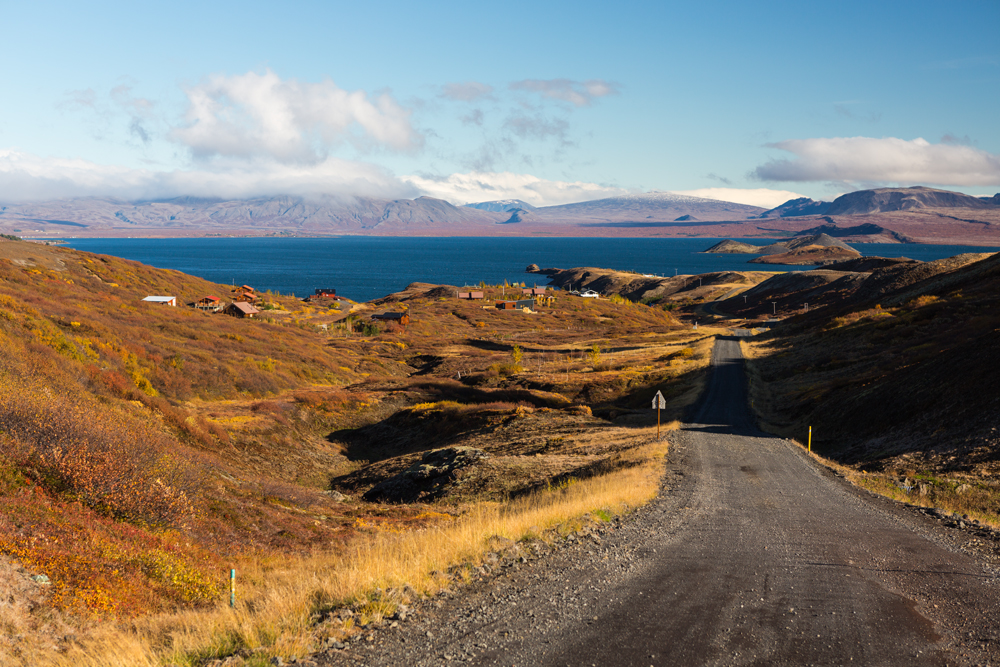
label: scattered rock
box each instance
[364,447,491,503]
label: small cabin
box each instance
[496,299,535,311]
[314,288,337,298]
[371,311,410,325]
[457,291,485,300]
[142,296,177,307]
[232,285,257,303]
[233,291,257,303]
[195,296,222,312]
[522,287,547,296]
[226,301,260,318]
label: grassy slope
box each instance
[0,239,715,665]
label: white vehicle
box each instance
[580,289,600,298]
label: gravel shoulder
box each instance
[315,337,1000,667]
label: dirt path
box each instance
[316,337,1000,666]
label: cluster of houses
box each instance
[141,281,598,328]
[142,284,263,319]
[455,285,571,312]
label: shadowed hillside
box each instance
[745,251,1000,474]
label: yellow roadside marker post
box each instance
[808,426,812,453]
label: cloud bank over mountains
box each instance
[401,171,629,207]
[753,136,1000,187]
[669,188,807,209]
[0,150,413,202]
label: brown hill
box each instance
[722,270,867,316]
[826,186,994,215]
[702,240,762,253]
[533,265,773,303]
[716,252,996,319]
[749,245,861,266]
[822,256,916,272]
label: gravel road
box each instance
[317,336,1000,666]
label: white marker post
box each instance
[652,390,666,441]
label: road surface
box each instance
[322,336,1000,666]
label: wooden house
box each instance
[142,295,177,307]
[496,299,535,311]
[522,287,547,296]
[232,285,258,303]
[314,288,337,298]
[226,301,260,318]
[371,311,410,325]
[195,296,222,312]
[457,291,485,300]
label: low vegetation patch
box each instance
[47,437,672,667]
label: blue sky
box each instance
[1,0,998,207]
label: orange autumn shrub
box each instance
[0,384,197,529]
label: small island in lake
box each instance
[703,233,861,265]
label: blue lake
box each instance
[61,237,998,302]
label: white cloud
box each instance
[440,81,494,102]
[170,69,421,163]
[402,171,628,207]
[670,187,809,209]
[752,136,1000,186]
[509,79,620,107]
[0,149,412,202]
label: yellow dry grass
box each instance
[42,436,674,667]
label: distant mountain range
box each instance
[0,186,997,243]
[756,186,999,219]
[757,197,832,218]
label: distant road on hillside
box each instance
[321,337,1000,666]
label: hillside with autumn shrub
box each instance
[0,237,711,665]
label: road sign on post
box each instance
[652,390,666,440]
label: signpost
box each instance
[652,390,666,440]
